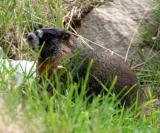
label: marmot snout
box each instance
[27,28,139,107]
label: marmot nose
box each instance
[27,34,33,41]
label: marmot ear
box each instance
[61,31,71,41]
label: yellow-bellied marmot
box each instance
[27,28,139,107]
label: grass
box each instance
[0,0,160,133]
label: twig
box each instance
[131,51,160,69]
[68,25,125,59]
[125,9,150,62]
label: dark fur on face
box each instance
[27,28,72,59]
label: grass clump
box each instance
[0,0,160,133]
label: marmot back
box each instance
[27,28,139,107]
[79,49,138,106]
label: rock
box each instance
[0,47,36,89]
[0,98,39,133]
[0,59,36,89]
[0,99,24,133]
[0,48,39,133]
[79,0,157,63]
[0,47,4,59]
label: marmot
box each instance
[27,28,139,107]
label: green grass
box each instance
[0,0,160,133]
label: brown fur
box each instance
[79,49,139,106]
[27,28,139,107]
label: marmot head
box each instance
[27,28,81,59]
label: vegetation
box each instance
[0,0,160,133]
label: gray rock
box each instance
[0,59,36,89]
[79,0,157,63]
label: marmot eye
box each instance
[61,32,71,41]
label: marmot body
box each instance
[27,28,138,107]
